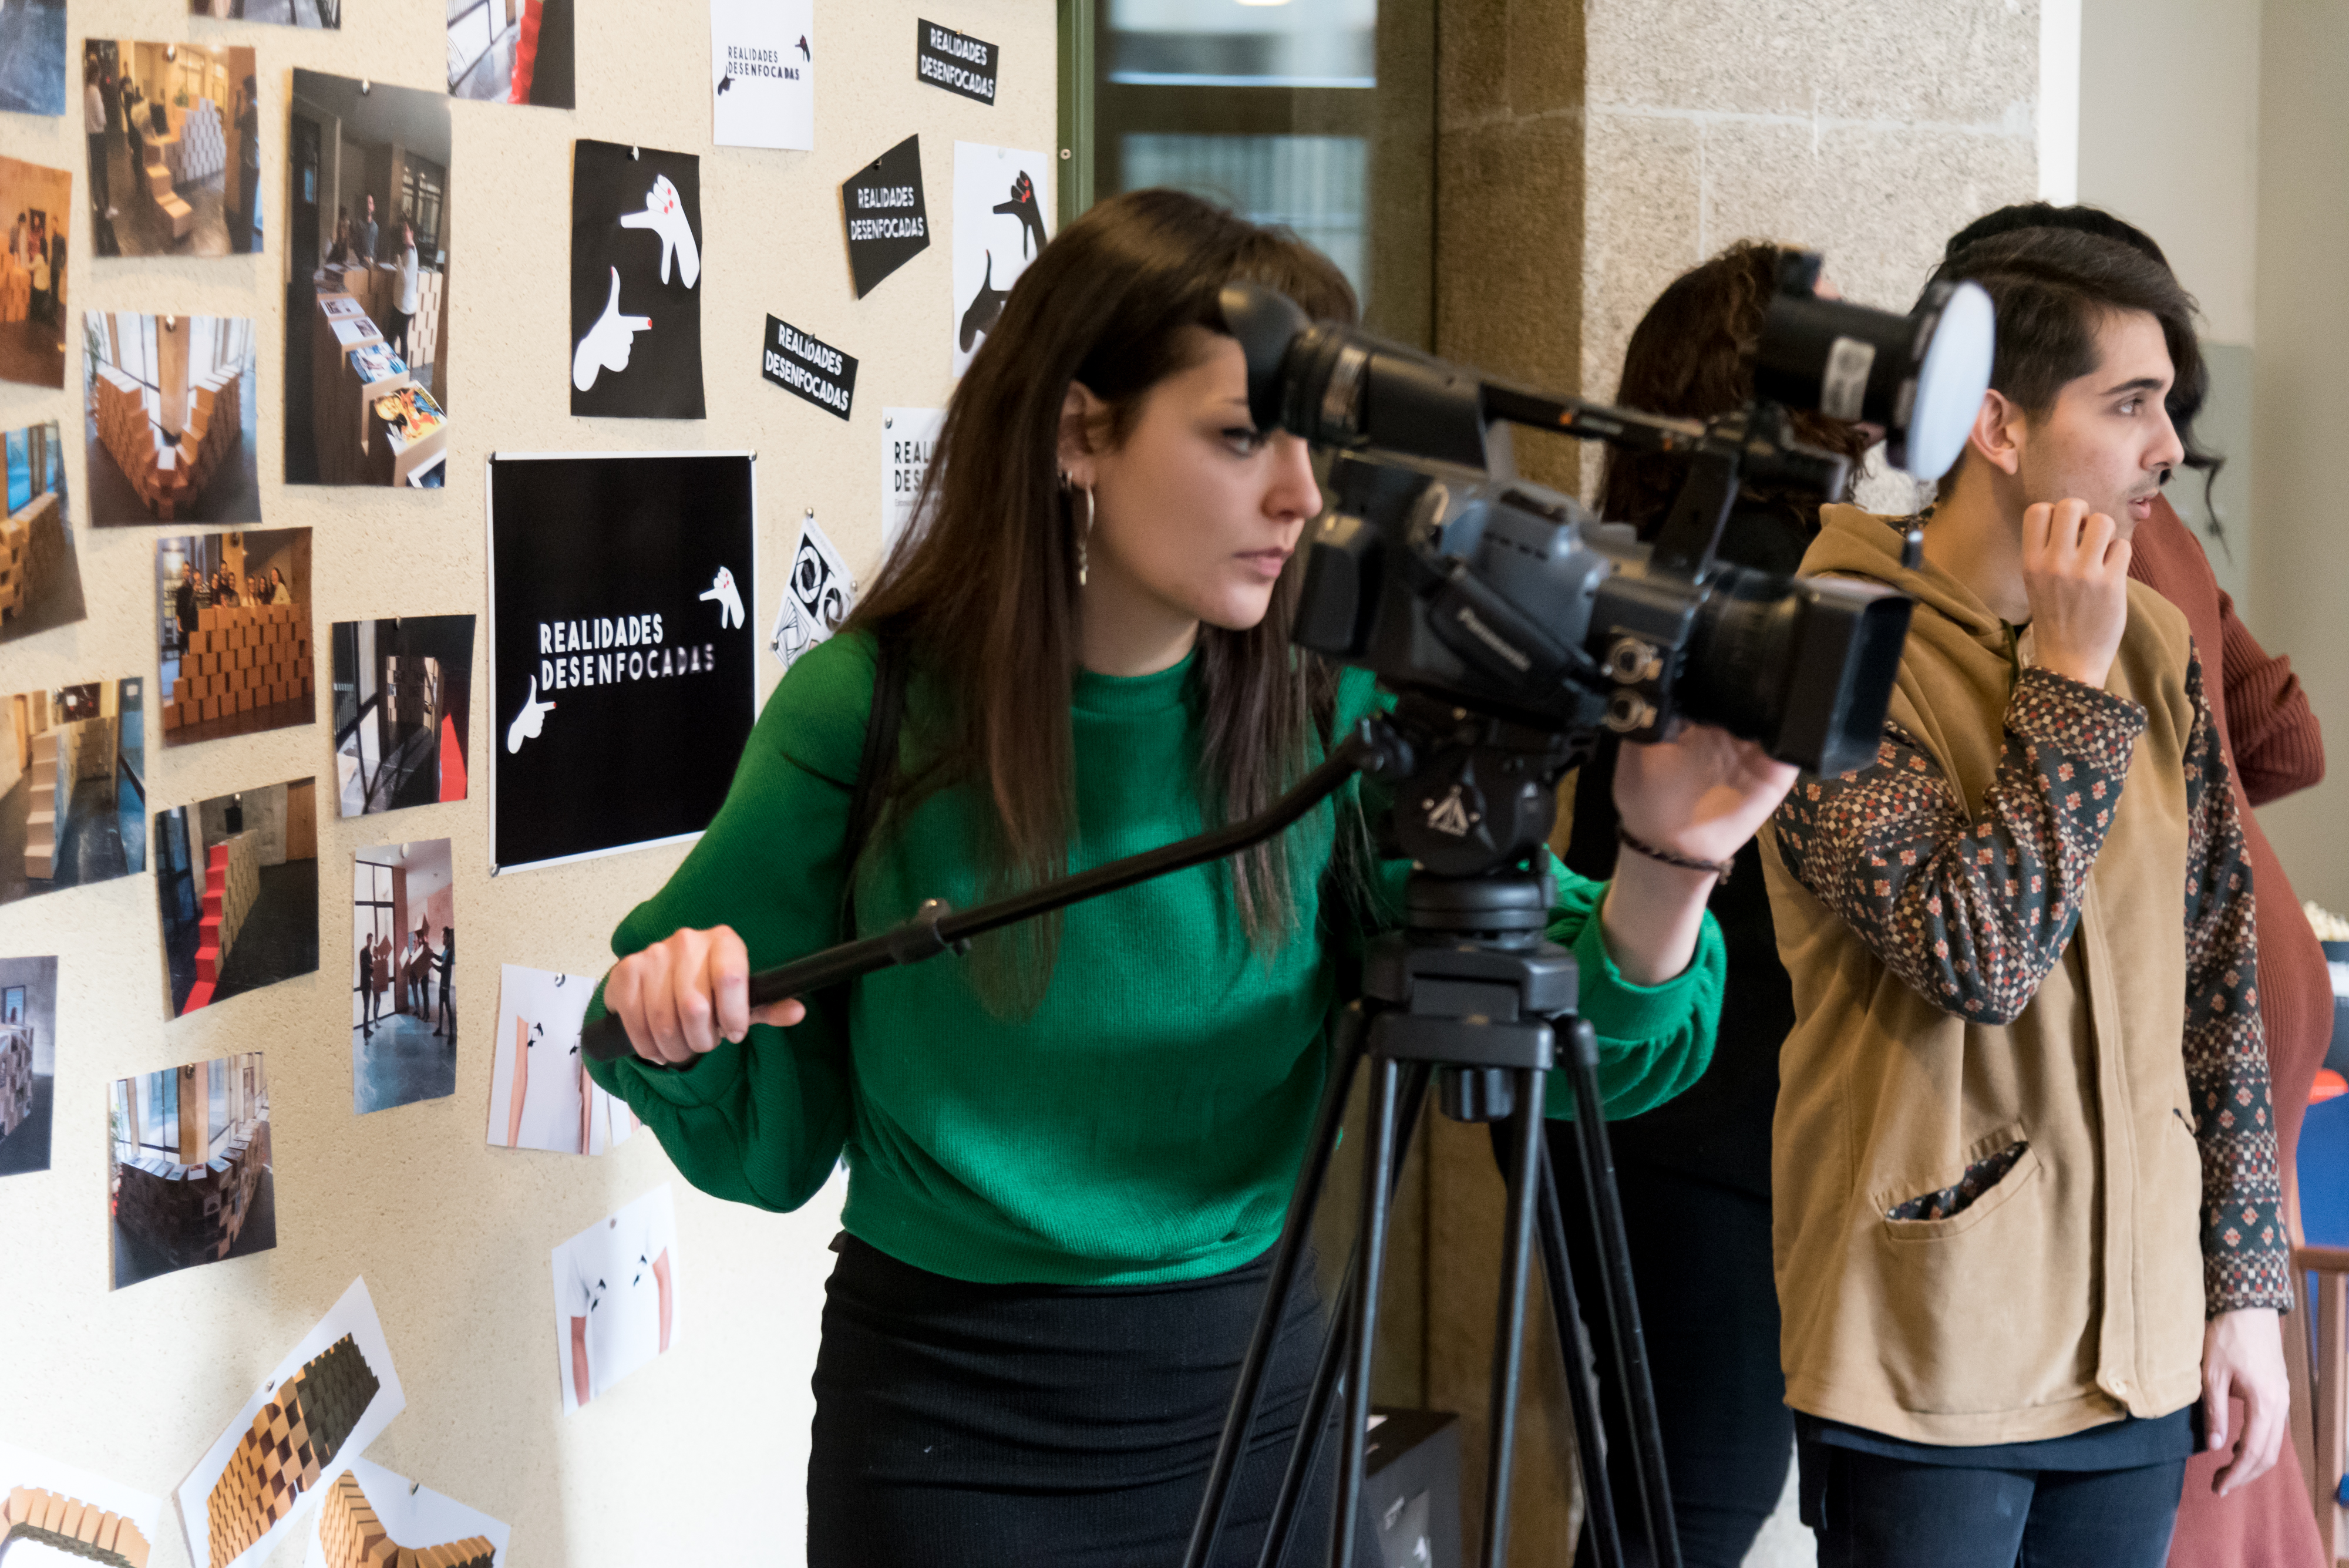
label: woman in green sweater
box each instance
[587,190,1796,1565]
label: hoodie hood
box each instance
[1805,503,2013,656]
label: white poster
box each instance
[711,0,815,150]
[174,1278,407,1568]
[770,514,856,671]
[553,1186,682,1412]
[952,142,1055,378]
[883,406,945,553]
[0,1439,167,1566]
[486,964,640,1155]
[301,1456,511,1568]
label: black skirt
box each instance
[808,1233,1381,1568]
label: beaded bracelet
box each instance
[1615,825,1735,884]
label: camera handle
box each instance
[576,715,1415,1065]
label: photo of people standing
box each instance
[154,529,314,749]
[155,779,318,1018]
[81,42,260,259]
[285,71,452,489]
[351,838,453,1115]
[0,157,71,389]
[84,312,258,526]
[330,615,473,817]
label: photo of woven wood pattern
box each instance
[2,1483,152,1566]
[318,1471,494,1568]
[0,1024,30,1139]
[205,1333,381,1568]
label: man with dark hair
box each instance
[1760,226,2289,1564]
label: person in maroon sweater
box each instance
[1944,203,2329,1568]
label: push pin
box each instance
[359,79,371,95]
[630,146,641,161]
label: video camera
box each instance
[1220,255,1994,812]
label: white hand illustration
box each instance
[506,678,557,753]
[573,268,652,393]
[619,174,701,288]
[699,566,745,629]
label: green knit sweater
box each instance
[586,632,1725,1286]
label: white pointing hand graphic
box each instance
[699,566,745,629]
[619,174,701,288]
[573,268,651,393]
[507,678,557,753]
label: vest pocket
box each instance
[1871,1123,2042,1241]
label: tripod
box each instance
[1180,866,1682,1568]
[576,706,1684,1568]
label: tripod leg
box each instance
[1184,1007,1369,1568]
[1478,1068,1544,1568]
[1331,1054,1402,1568]
[1255,1064,1430,1568]
[1534,1128,1627,1568]
[1562,1021,1682,1568]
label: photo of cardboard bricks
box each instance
[351,837,454,1116]
[157,529,314,748]
[0,957,57,1180]
[286,71,452,488]
[1,157,72,389]
[107,1051,274,1290]
[156,778,318,1019]
[2,419,88,644]
[85,313,258,524]
[332,615,473,817]
[1,678,144,910]
[1,1438,168,1568]
[81,42,260,259]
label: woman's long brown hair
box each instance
[844,189,1359,1008]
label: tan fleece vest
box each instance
[1761,504,2207,1444]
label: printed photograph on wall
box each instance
[81,42,260,258]
[0,0,65,115]
[189,0,341,30]
[769,513,853,672]
[107,1050,274,1288]
[487,452,756,872]
[0,1439,168,1564]
[449,0,572,107]
[710,0,812,149]
[571,139,704,419]
[553,1185,678,1412]
[951,141,1053,377]
[156,528,314,748]
[176,1277,405,1568]
[85,311,259,525]
[1,419,87,644]
[331,614,474,817]
[301,1455,510,1568]
[351,838,455,1116]
[486,963,638,1155]
[0,677,144,910]
[0,157,72,388]
[285,71,453,487]
[154,776,319,1018]
[0,956,57,1179]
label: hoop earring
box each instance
[1075,483,1093,588]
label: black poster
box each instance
[840,134,930,299]
[487,453,756,872]
[916,20,997,104]
[571,140,706,419]
[762,317,857,421]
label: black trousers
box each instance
[1804,1443,2186,1567]
[1534,1126,1791,1568]
[808,1234,1380,1568]
[88,134,110,215]
[388,307,413,363]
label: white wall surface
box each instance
[0,2,1054,1564]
